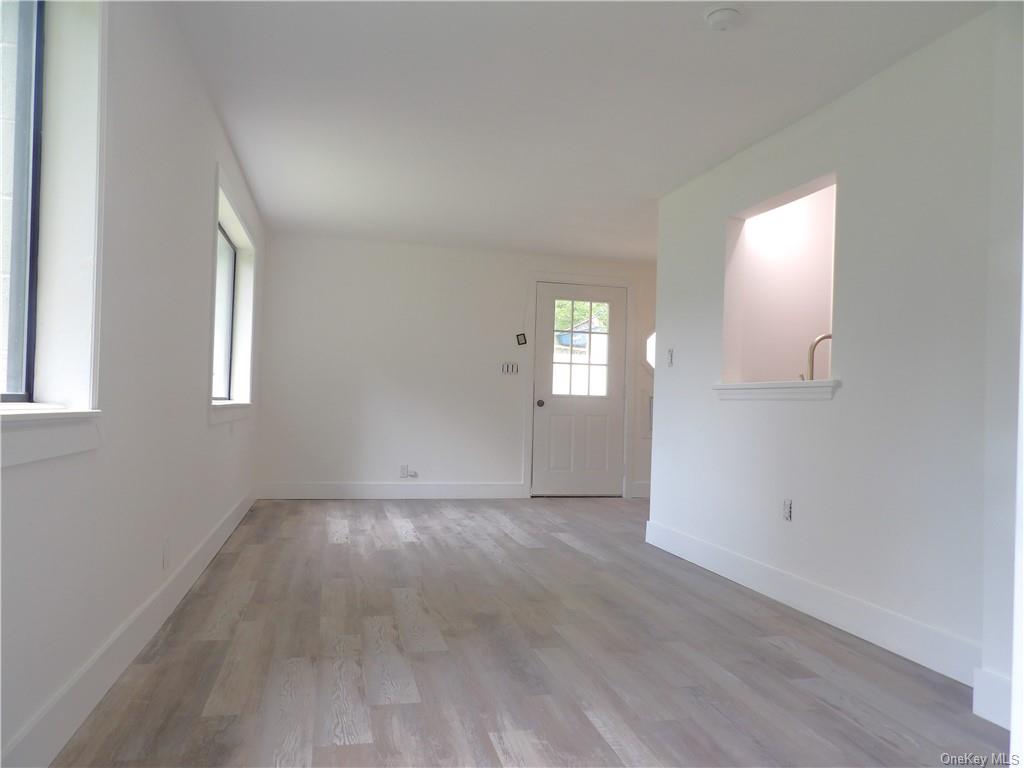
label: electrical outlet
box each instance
[783,499,793,522]
[400,464,409,479]
[667,348,675,367]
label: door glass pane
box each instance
[554,299,572,330]
[590,333,608,364]
[552,363,570,395]
[211,230,235,398]
[571,332,589,362]
[553,332,573,363]
[572,300,590,328]
[591,302,609,333]
[589,365,607,396]
[570,364,589,395]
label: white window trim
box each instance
[208,172,256,412]
[1,407,101,467]
[1,5,106,464]
[32,2,105,412]
[208,400,251,425]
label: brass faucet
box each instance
[807,333,832,381]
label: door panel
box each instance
[548,414,573,471]
[531,282,626,496]
[584,415,609,471]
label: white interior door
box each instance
[531,282,627,496]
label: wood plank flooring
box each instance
[53,498,1008,767]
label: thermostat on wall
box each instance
[516,333,527,346]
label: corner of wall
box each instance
[1,493,256,768]
[972,667,1012,730]
[646,519,981,686]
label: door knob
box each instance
[536,399,545,407]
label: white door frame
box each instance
[520,270,642,498]
[1011,228,1024,756]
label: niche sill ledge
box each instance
[713,379,840,401]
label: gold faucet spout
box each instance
[808,333,832,381]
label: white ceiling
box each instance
[176,2,983,260]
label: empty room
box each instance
[1,1,1023,767]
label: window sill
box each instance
[712,379,841,401]
[1,406,101,467]
[209,400,252,425]
[1,403,101,422]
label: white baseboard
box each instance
[645,520,980,688]
[972,667,1012,729]
[2,493,255,768]
[260,481,530,500]
[630,481,650,499]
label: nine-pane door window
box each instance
[552,299,609,396]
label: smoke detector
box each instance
[705,6,741,31]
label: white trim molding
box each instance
[1,494,255,767]
[645,519,980,687]
[1,410,101,467]
[0,406,101,423]
[972,667,1011,729]
[260,481,529,500]
[631,481,651,499]
[208,401,252,425]
[713,379,841,401]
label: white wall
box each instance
[257,236,655,499]
[649,6,1021,729]
[723,183,835,383]
[0,4,265,765]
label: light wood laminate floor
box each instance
[54,498,1008,767]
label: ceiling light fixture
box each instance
[704,6,741,32]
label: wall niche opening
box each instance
[722,176,836,384]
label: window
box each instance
[210,185,255,406]
[1,1,43,402]
[211,226,236,400]
[551,299,609,396]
